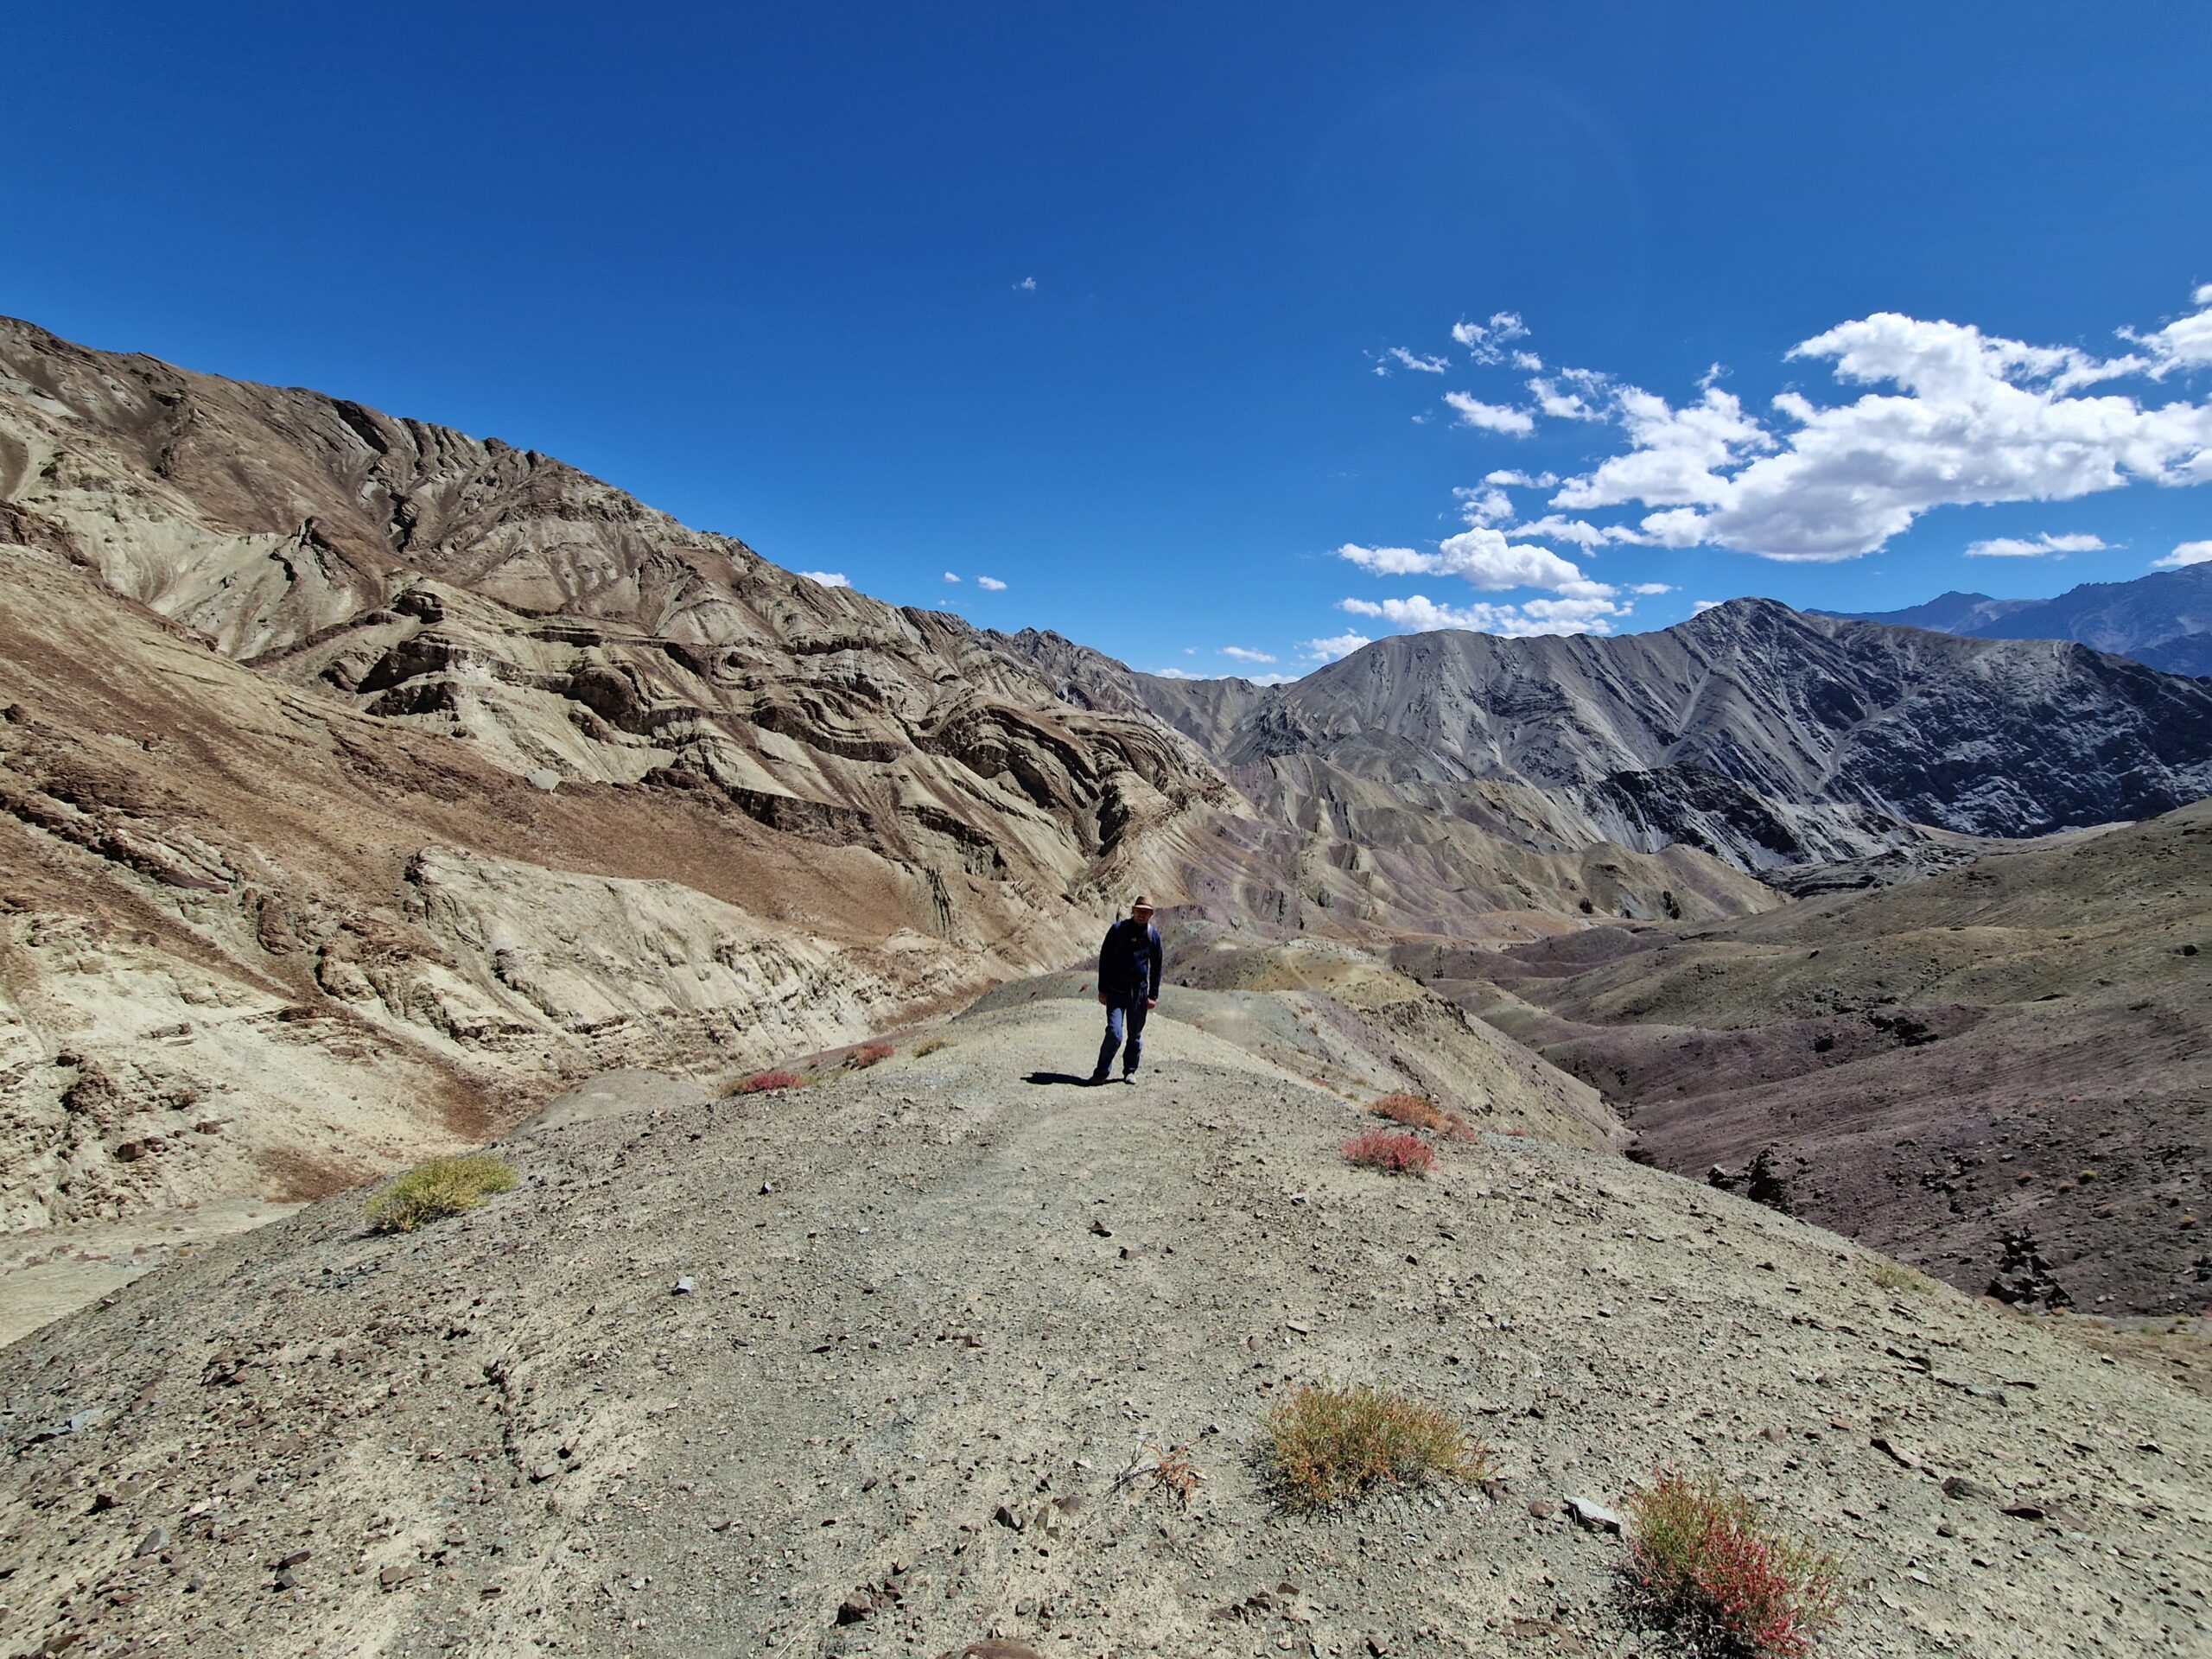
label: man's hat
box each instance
[1131,895,1154,911]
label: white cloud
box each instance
[1243,672,1295,686]
[1529,376,1607,422]
[1338,592,1630,637]
[976,575,1007,590]
[1963,532,2111,558]
[1152,667,1202,679]
[1444,392,1535,435]
[1452,486,1516,526]
[1221,646,1277,664]
[1387,346,1450,374]
[1013,276,1037,291]
[1338,531,1602,594]
[1630,582,1675,595]
[1554,297,2212,562]
[1511,351,1544,372]
[1511,513,1650,549]
[1484,468,1559,489]
[943,571,962,583]
[1693,599,1725,613]
[2120,282,2212,375]
[798,570,850,588]
[1304,631,1373,662]
[1452,311,1530,364]
[2152,539,2212,568]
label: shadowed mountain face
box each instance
[1827,563,2212,677]
[1408,801,2212,1316]
[1002,602,2212,873]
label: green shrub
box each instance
[1624,1468,1843,1658]
[914,1036,953,1057]
[1868,1258,1933,1294]
[1262,1381,1488,1510]
[365,1154,518,1234]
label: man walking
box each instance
[1090,895,1163,1084]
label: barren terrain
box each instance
[3,986,2206,1657]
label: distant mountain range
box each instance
[1821,563,2212,676]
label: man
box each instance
[1090,895,1163,1084]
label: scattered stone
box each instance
[836,1590,876,1624]
[1526,1497,1558,1520]
[524,768,560,791]
[133,1527,168,1559]
[1941,1475,1987,1501]
[993,1503,1024,1531]
[2001,1503,2050,1522]
[1564,1496,1623,1535]
[672,1277,696,1295]
[1090,1217,1114,1237]
[1871,1434,1924,1471]
[946,1643,1044,1659]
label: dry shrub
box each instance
[1624,1468,1844,1658]
[1262,1381,1488,1510]
[1147,1442,1203,1504]
[732,1069,807,1095]
[846,1042,896,1069]
[914,1036,953,1057]
[1868,1258,1933,1294]
[1369,1091,1476,1141]
[1342,1128,1438,1178]
[365,1154,517,1235]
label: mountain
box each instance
[1827,564,2212,677]
[1,981,2204,1657]
[1406,799,2212,1315]
[1003,601,2212,873]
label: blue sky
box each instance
[4,3,2209,681]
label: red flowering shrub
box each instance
[1624,1469,1844,1657]
[846,1042,895,1069]
[1342,1128,1438,1178]
[732,1069,807,1094]
[1369,1092,1477,1141]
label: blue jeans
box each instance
[1095,997,1150,1077]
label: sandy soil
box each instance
[1,983,2204,1657]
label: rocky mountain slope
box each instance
[0,317,1794,1254]
[2,984,2205,1658]
[1828,564,2212,677]
[1002,601,2212,879]
[1406,801,2212,1316]
[0,316,1263,1239]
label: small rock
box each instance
[1525,1498,1557,1520]
[134,1526,169,1559]
[2000,1502,2049,1522]
[1870,1434,1923,1471]
[993,1503,1024,1531]
[274,1567,302,1591]
[1564,1496,1623,1534]
[836,1591,876,1624]
[948,1644,1045,1659]
[672,1277,696,1295]
[276,1549,311,1569]
[524,768,560,791]
[1089,1217,1113,1237]
[379,1563,415,1590]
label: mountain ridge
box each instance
[1822,563,2212,677]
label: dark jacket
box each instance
[1097,918,1163,1003]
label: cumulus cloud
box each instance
[1539,292,2212,561]
[1304,631,1373,662]
[943,571,962,583]
[1338,531,1600,594]
[1484,468,1560,489]
[1511,351,1544,372]
[1013,276,1037,291]
[1444,392,1535,435]
[798,570,850,588]
[1338,592,1631,637]
[1243,672,1295,686]
[1452,486,1516,526]
[976,575,1007,590]
[1152,667,1202,679]
[1452,311,1530,364]
[1963,532,2111,558]
[1629,582,1675,595]
[2152,539,2212,568]
[1692,599,1725,613]
[1529,375,1608,422]
[1221,646,1277,664]
[1386,346,1450,374]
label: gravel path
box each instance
[3,984,2206,1657]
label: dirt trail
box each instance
[1,984,2206,1657]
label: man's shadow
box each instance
[1025,1071,1106,1087]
